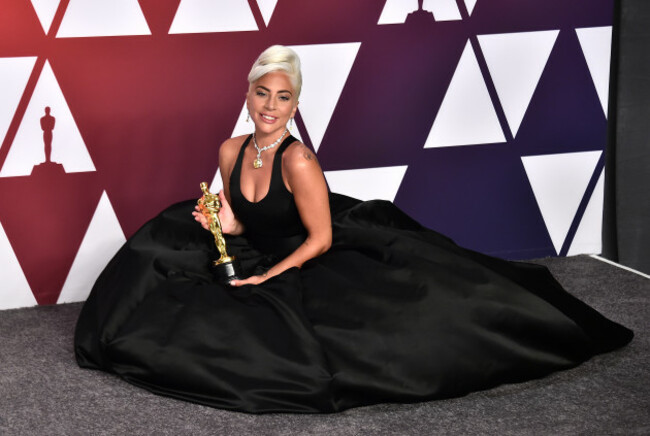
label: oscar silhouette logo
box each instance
[197,182,243,284]
[41,106,55,163]
[32,106,65,176]
[405,0,436,25]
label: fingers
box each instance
[218,190,230,209]
[191,209,209,230]
[229,275,265,287]
[229,278,249,287]
[192,206,204,220]
[229,277,255,287]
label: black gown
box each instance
[74,135,632,413]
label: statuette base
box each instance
[211,258,243,284]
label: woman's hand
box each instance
[192,190,243,235]
[215,190,239,234]
[192,206,210,230]
[229,273,268,287]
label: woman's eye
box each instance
[279,96,290,101]
[256,91,266,97]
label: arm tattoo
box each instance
[300,144,315,161]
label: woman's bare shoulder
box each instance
[219,135,250,166]
[283,140,320,171]
[220,134,248,154]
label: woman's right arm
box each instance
[192,137,245,235]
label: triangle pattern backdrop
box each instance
[0,1,614,308]
[256,0,279,27]
[57,0,151,37]
[1,61,95,177]
[30,0,60,34]
[478,30,559,137]
[169,0,258,34]
[0,222,37,310]
[465,0,478,15]
[58,191,126,304]
[289,43,362,153]
[324,166,408,202]
[424,40,506,148]
[576,26,612,116]
[0,57,36,147]
[522,151,602,255]
[568,169,605,256]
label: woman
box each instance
[75,46,632,414]
[191,47,332,287]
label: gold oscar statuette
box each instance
[198,182,243,283]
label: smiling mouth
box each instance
[261,114,277,122]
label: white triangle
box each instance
[169,0,257,34]
[464,0,477,15]
[377,0,415,25]
[57,191,126,303]
[57,0,151,37]
[478,30,558,137]
[231,101,303,144]
[568,168,604,256]
[424,41,505,148]
[289,43,361,152]
[0,61,95,177]
[427,0,461,21]
[0,221,38,309]
[522,151,602,254]
[209,167,223,194]
[256,0,278,27]
[0,57,36,147]
[576,26,612,117]
[30,0,60,34]
[324,166,408,202]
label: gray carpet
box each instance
[0,255,648,436]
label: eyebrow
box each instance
[256,85,293,95]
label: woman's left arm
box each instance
[230,143,331,286]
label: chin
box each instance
[256,122,288,135]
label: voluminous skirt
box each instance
[74,194,632,413]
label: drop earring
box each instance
[289,117,293,130]
[246,111,250,122]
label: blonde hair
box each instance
[248,45,302,99]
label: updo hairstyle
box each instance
[248,45,302,99]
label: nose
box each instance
[264,97,275,110]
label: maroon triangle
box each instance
[0,168,103,305]
[0,0,47,50]
[138,0,181,36]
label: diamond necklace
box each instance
[252,129,288,169]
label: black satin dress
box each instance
[74,135,632,413]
